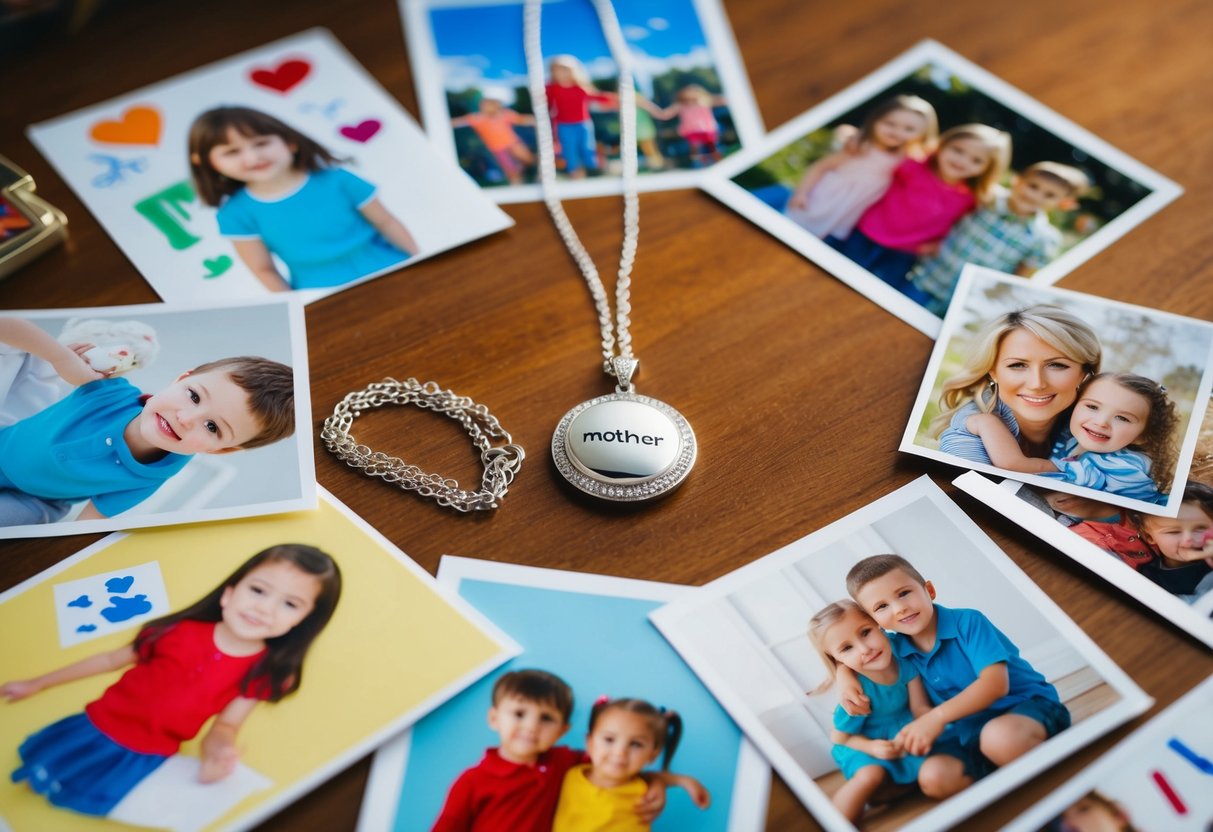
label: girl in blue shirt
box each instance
[189,106,418,291]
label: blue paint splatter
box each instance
[101,594,151,623]
[67,595,92,609]
[1168,737,1213,774]
[105,576,135,594]
[76,624,97,633]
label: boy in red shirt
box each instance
[432,669,664,831]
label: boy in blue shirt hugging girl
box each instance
[835,554,1069,799]
[0,317,294,526]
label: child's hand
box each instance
[635,776,667,823]
[54,343,107,386]
[837,677,871,717]
[894,711,945,757]
[199,731,240,783]
[788,192,807,210]
[865,739,903,760]
[1,679,43,701]
[685,778,711,809]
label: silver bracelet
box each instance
[321,378,524,512]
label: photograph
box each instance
[358,556,770,832]
[0,300,316,540]
[953,420,1213,648]
[27,28,513,304]
[699,40,1182,336]
[401,0,764,202]
[0,490,517,832]
[1003,675,1213,832]
[901,266,1213,517]
[650,476,1151,832]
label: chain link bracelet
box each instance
[321,378,524,512]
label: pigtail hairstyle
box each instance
[589,697,684,771]
[135,544,341,701]
[189,106,346,206]
[1092,373,1179,491]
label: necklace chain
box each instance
[524,0,640,385]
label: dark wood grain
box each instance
[3,0,1211,829]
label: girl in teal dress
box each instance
[809,600,930,824]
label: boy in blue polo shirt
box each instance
[836,554,1069,793]
[0,318,294,526]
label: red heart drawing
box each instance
[89,106,161,145]
[339,119,382,143]
[249,58,311,94]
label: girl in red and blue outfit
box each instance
[545,54,614,179]
[837,123,1011,290]
[3,544,341,818]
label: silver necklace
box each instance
[524,0,696,502]
[521,0,693,504]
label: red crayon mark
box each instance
[1151,770,1187,815]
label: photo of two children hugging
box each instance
[734,63,1153,320]
[431,668,710,831]
[0,307,304,534]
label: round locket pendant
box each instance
[552,391,696,502]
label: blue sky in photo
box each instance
[429,0,713,91]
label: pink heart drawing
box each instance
[249,58,311,94]
[339,119,382,143]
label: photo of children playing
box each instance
[730,58,1158,320]
[0,304,307,537]
[651,484,1137,832]
[908,270,1213,512]
[419,0,747,189]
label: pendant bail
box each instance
[610,356,639,392]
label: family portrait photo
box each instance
[27,29,512,304]
[402,0,764,202]
[651,477,1150,832]
[903,267,1213,517]
[359,557,769,832]
[700,40,1181,336]
[0,301,314,540]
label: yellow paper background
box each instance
[0,498,507,831]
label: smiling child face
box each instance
[871,108,928,152]
[1009,171,1072,216]
[1068,377,1150,455]
[1140,502,1213,563]
[135,369,261,456]
[823,606,894,675]
[206,128,298,188]
[488,694,569,765]
[584,708,661,787]
[219,560,320,647]
[853,568,936,639]
[936,136,991,183]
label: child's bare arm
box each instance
[231,239,291,292]
[199,696,258,783]
[830,728,901,760]
[965,412,1057,473]
[788,151,850,209]
[634,775,668,823]
[2,644,136,701]
[833,664,871,716]
[0,318,104,386]
[360,198,419,256]
[661,771,711,808]
[907,676,932,718]
[895,663,1010,756]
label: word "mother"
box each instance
[582,429,666,446]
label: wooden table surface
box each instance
[3,0,1211,829]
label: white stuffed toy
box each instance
[57,318,159,375]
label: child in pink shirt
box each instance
[837,123,1011,289]
[654,84,727,166]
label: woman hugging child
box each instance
[967,372,1179,504]
[808,600,929,823]
[785,95,938,244]
[835,123,1011,290]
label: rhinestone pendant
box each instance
[552,390,696,502]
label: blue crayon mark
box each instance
[67,594,92,609]
[105,576,135,594]
[1168,737,1213,774]
[100,594,151,623]
[76,624,98,633]
[88,153,148,188]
